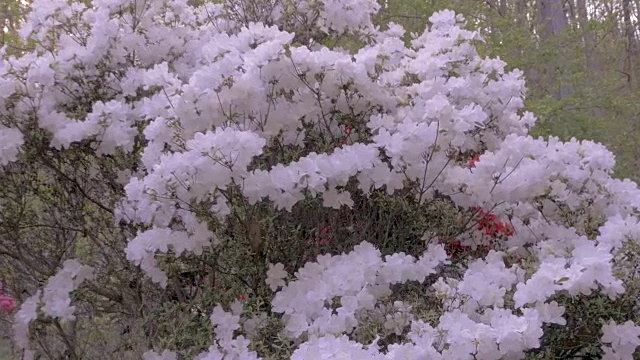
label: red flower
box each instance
[468,154,480,168]
[466,207,515,239]
[446,239,473,257]
[345,126,352,136]
[0,295,15,313]
[238,294,248,302]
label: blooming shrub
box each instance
[3,0,640,359]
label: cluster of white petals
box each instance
[601,320,640,359]
[271,242,447,338]
[11,261,93,360]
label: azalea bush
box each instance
[2,0,640,359]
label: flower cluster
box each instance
[270,242,448,339]
[2,0,640,358]
[447,155,515,257]
[0,294,14,314]
[601,320,640,359]
[472,207,515,238]
[11,261,94,358]
[448,208,514,257]
[0,279,14,314]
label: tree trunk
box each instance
[622,0,638,89]
[499,0,508,16]
[537,0,572,99]
[516,0,526,27]
[537,0,568,37]
[0,0,6,46]
[576,0,598,73]
[577,0,603,116]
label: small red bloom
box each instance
[238,294,248,302]
[468,154,480,168]
[345,126,352,136]
[467,207,515,239]
[446,239,472,257]
[0,295,15,313]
